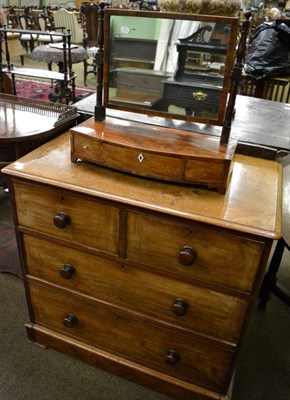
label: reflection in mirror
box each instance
[104,10,239,125]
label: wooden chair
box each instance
[17,13,38,52]
[50,8,83,44]
[81,1,99,85]
[239,73,290,103]
[259,154,290,309]
[34,13,63,45]
[2,14,25,65]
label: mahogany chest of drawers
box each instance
[3,132,281,400]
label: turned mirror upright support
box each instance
[220,11,251,144]
[95,1,106,121]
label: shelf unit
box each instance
[0,27,77,104]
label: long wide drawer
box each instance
[29,283,233,392]
[24,235,247,343]
[126,211,264,293]
[14,181,119,254]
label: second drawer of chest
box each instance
[24,235,247,343]
[126,211,264,293]
[29,283,233,392]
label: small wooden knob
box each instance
[63,314,78,328]
[59,263,75,279]
[165,350,180,365]
[178,245,196,266]
[172,298,188,316]
[53,212,71,229]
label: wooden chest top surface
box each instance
[2,131,282,239]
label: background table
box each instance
[32,44,88,68]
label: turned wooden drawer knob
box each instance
[172,298,188,316]
[178,245,196,266]
[53,212,71,229]
[165,350,180,365]
[59,263,75,279]
[63,313,78,328]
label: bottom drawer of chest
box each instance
[29,283,233,392]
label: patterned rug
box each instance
[15,78,95,104]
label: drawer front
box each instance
[126,212,263,293]
[24,235,247,343]
[14,182,119,254]
[164,83,221,104]
[102,144,184,182]
[29,283,233,391]
[72,133,102,163]
[185,159,226,184]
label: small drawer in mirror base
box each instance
[26,324,235,400]
[70,117,237,194]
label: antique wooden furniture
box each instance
[2,131,282,400]
[103,11,237,125]
[0,93,78,186]
[162,24,228,117]
[70,115,237,193]
[0,27,77,104]
[50,8,84,44]
[80,1,100,86]
[239,73,290,103]
[259,154,290,309]
[31,43,88,99]
[72,10,248,193]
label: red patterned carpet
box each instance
[15,78,95,103]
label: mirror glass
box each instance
[103,10,239,125]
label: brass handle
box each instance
[172,298,188,316]
[178,246,196,266]
[63,313,78,328]
[53,212,71,229]
[59,263,75,279]
[165,350,180,365]
[192,91,207,101]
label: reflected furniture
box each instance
[162,24,228,118]
[2,131,282,400]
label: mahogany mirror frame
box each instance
[103,9,239,127]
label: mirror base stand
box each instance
[94,106,106,122]
[70,116,237,195]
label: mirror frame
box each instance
[103,9,239,126]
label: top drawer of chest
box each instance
[126,211,264,293]
[13,182,119,254]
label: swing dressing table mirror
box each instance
[71,9,249,193]
[103,10,238,125]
